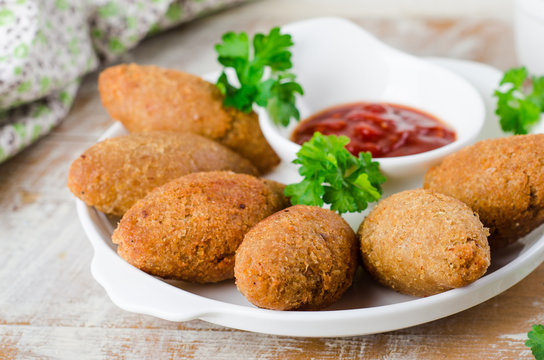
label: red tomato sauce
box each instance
[291,102,456,158]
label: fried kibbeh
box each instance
[67,132,258,216]
[423,134,544,248]
[98,64,280,174]
[235,205,358,310]
[112,171,289,283]
[358,189,490,297]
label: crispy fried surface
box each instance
[423,134,544,248]
[235,205,358,310]
[112,171,289,283]
[358,189,490,297]
[221,107,280,177]
[67,132,258,216]
[98,64,280,173]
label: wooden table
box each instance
[2,1,540,358]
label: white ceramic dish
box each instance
[258,17,485,178]
[515,0,544,75]
[78,55,544,337]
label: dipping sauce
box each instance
[291,102,456,158]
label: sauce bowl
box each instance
[257,17,486,178]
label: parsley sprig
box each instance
[284,133,386,214]
[215,27,304,127]
[494,66,544,134]
[527,324,544,360]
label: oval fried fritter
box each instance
[98,64,280,174]
[235,205,358,310]
[67,132,258,216]
[112,171,290,283]
[423,134,544,248]
[358,189,490,297]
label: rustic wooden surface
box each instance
[2,0,542,359]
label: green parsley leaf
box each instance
[284,178,325,207]
[494,66,544,135]
[214,27,303,126]
[215,32,249,74]
[502,66,527,86]
[284,133,386,214]
[253,27,293,71]
[530,76,544,109]
[266,74,304,127]
[526,324,544,360]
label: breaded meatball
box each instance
[235,205,358,310]
[358,189,490,297]
[67,132,258,216]
[423,134,544,248]
[98,64,280,174]
[112,171,289,283]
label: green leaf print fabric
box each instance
[0,0,247,163]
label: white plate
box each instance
[77,57,544,338]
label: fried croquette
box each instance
[423,134,544,248]
[235,205,358,310]
[98,64,280,174]
[358,189,490,297]
[112,171,289,283]
[67,132,258,216]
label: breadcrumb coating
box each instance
[112,171,289,283]
[67,131,258,216]
[358,189,490,297]
[424,134,544,248]
[98,64,280,173]
[235,205,358,310]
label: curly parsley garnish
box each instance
[214,27,304,127]
[494,66,544,135]
[284,133,386,214]
[526,324,544,360]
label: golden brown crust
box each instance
[358,189,490,297]
[423,134,544,248]
[235,205,358,310]
[112,171,289,283]
[219,107,280,175]
[67,132,258,216]
[98,64,231,138]
[98,64,280,173]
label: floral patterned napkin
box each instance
[0,0,246,163]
